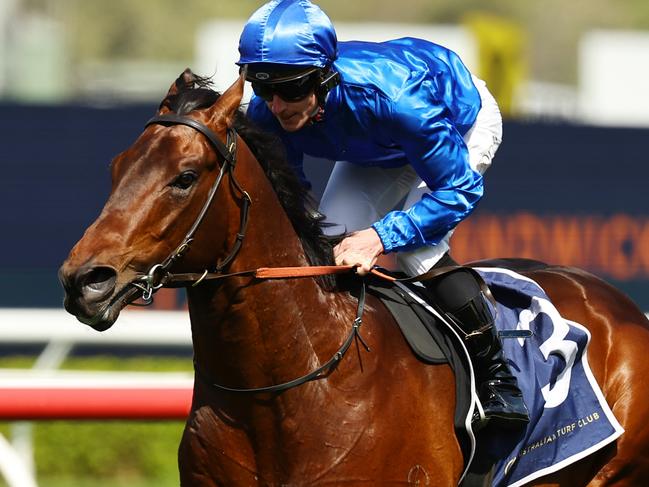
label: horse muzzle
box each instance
[58,263,122,330]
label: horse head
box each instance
[59,69,245,330]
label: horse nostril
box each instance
[77,266,117,302]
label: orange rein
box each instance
[254,265,395,280]
[161,263,467,289]
[155,264,396,289]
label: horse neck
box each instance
[187,143,355,396]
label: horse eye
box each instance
[171,171,197,190]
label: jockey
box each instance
[237,0,529,428]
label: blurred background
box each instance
[1,0,648,486]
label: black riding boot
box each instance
[424,266,529,429]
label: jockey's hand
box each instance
[333,228,385,275]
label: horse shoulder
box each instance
[179,393,259,485]
[350,293,463,482]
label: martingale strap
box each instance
[187,263,519,395]
[193,281,370,394]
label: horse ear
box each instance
[209,70,245,129]
[168,68,195,96]
[158,68,195,113]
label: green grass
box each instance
[0,355,193,486]
[44,480,173,487]
[6,478,178,487]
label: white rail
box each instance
[0,308,192,487]
[0,308,192,346]
[0,307,647,487]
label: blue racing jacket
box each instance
[246,37,484,253]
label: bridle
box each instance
[132,113,251,302]
[126,112,370,394]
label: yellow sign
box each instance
[463,13,527,117]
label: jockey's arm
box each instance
[371,100,484,254]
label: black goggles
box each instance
[251,71,320,102]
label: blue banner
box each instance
[0,103,648,309]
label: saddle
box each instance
[366,278,452,363]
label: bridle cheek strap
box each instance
[131,114,250,302]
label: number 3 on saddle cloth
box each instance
[366,267,624,487]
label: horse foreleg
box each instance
[178,405,258,486]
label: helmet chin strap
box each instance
[310,68,340,123]
[309,105,326,124]
[309,103,322,117]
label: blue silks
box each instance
[240,3,483,253]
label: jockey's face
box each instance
[266,92,318,132]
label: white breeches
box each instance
[319,76,503,276]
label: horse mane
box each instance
[160,76,338,289]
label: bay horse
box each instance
[59,70,649,486]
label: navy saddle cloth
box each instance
[364,268,624,487]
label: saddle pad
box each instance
[376,268,625,487]
[474,268,625,487]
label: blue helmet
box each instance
[237,0,338,72]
